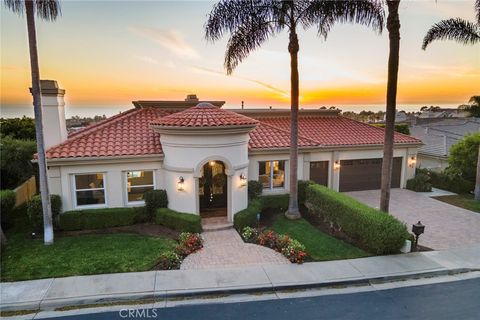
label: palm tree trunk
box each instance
[285,25,301,219]
[0,226,7,246]
[25,1,54,244]
[475,145,480,201]
[380,0,401,213]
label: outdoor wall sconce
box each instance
[177,176,185,191]
[412,221,425,251]
[240,173,247,187]
[333,160,341,171]
[409,156,417,168]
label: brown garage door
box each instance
[339,157,402,192]
[310,161,329,186]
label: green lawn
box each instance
[1,232,176,282]
[270,215,370,261]
[432,194,480,213]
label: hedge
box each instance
[233,199,262,231]
[298,180,315,205]
[0,190,16,228]
[144,189,168,218]
[416,168,474,194]
[27,194,62,231]
[155,208,202,233]
[247,180,263,200]
[406,173,432,192]
[305,184,409,255]
[58,207,146,231]
[260,194,289,210]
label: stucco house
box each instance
[40,80,421,222]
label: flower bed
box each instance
[241,227,307,263]
[154,232,203,270]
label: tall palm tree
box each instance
[422,0,480,202]
[380,0,400,213]
[3,0,61,244]
[205,0,384,219]
[422,0,480,50]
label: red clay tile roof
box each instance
[259,116,421,146]
[46,108,168,159]
[45,106,421,160]
[249,122,319,149]
[151,103,258,128]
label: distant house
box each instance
[410,118,480,171]
[382,111,409,123]
[417,108,469,120]
[39,80,421,221]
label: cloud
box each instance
[134,55,159,65]
[192,66,288,96]
[129,27,199,59]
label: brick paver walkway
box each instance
[346,188,480,250]
[180,228,290,270]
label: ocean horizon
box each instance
[0,103,460,119]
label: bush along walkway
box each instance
[180,227,289,270]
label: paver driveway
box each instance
[181,228,289,270]
[346,189,480,250]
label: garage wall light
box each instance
[333,161,341,171]
[239,173,247,187]
[408,156,417,168]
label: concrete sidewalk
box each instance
[1,245,479,312]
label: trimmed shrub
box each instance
[406,173,432,192]
[260,194,289,210]
[144,189,168,218]
[298,180,315,205]
[155,208,202,233]
[27,194,62,231]
[0,190,16,227]
[248,180,263,199]
[417,168,474,194]
[58,207,143,231]
[305,185,409,255]
[233,199,262,231]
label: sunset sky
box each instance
[1,0,479,111]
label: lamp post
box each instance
[412,221,425,251]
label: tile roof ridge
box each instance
[47,108,145,153]
[257,120,322,146]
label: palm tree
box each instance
[380,0,400,213]
[422,0,480,49]
[3,0,61,245]
[205,0,384,219]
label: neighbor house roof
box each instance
[410,118,480,158]
[45,104,421,160]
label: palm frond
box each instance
[3,0,60,20]
[224,21,275,74]
[301,0,384,39]
[3,0,24,15]
[422,18,480,50]
[476,0,480,25]
[36,0,61,21]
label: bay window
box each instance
[258,160,285,190]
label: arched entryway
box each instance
[199,160,227,218]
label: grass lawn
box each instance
[1,232,176,282]
[432,194,480,213]
[270,215,370,261]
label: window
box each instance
[258,160,285,190]
[126,171,154,203]
[74,173,106,207]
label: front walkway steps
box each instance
[180,227,289,270]
[201,217,233,231]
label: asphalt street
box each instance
[50,277,480,320]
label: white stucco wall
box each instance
[417,154,448,172]
[47,158,163,212]
[160,130,250,221]
[42,95,68,150]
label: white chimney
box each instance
[35,80,67,149]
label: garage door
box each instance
[339,157,402,192]
[310,161,329,186]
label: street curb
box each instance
[1,267,476,313]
